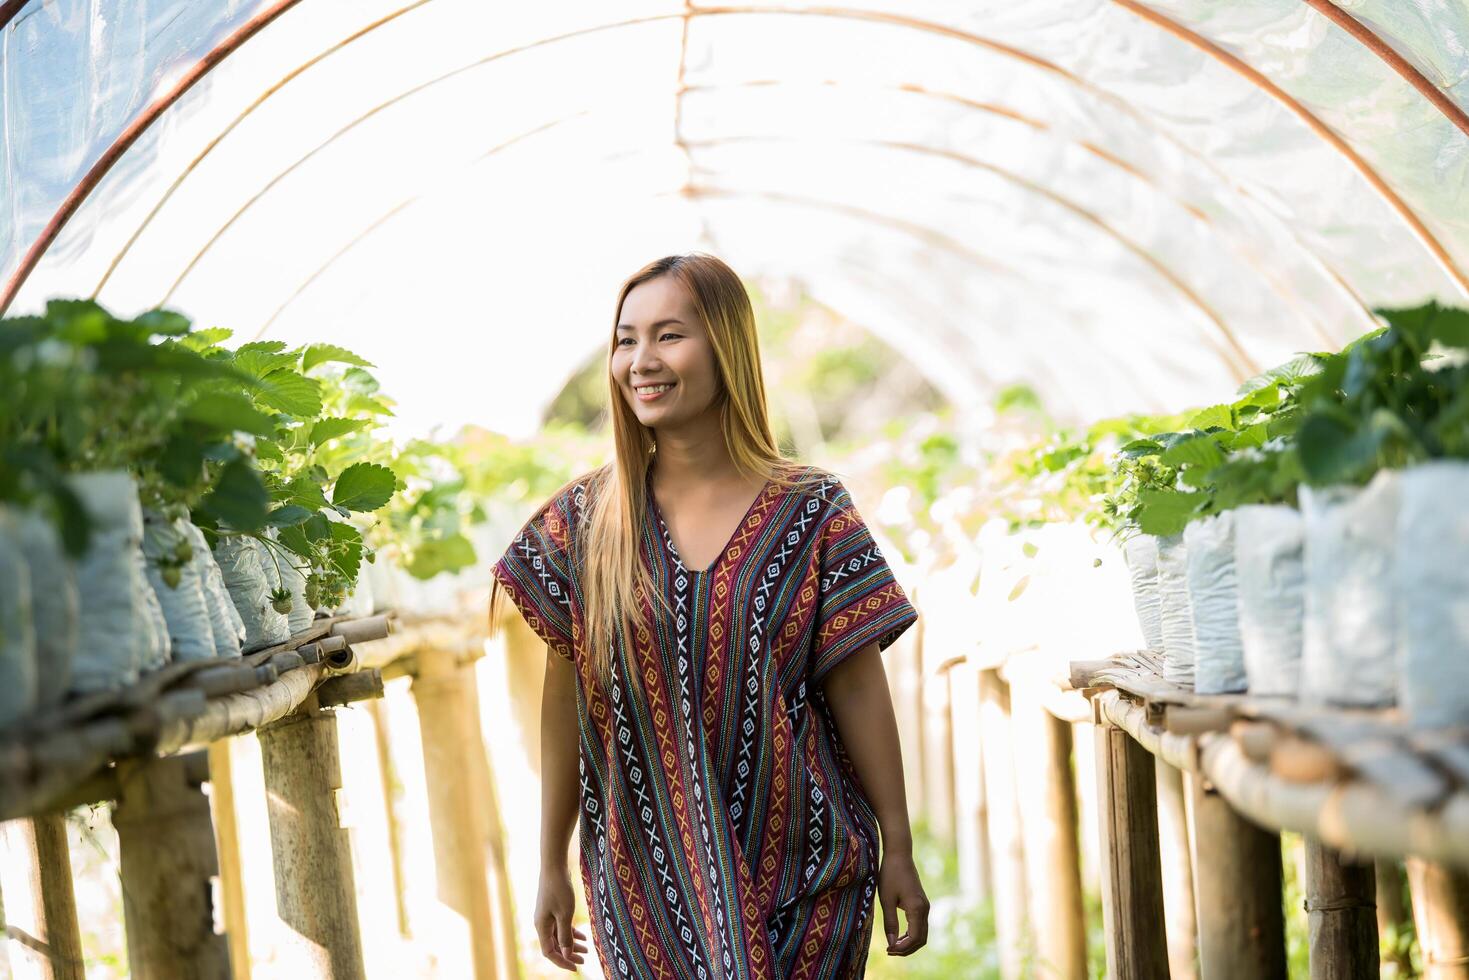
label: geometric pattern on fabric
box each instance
[491,464,919,978]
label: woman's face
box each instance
[612,275,721,431]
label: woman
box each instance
[490,253,929,977]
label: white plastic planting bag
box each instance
[1184,513,1247,694]
[1155,533,1196,688]
[215,535,290,652]
[141,511,218,662]
[281,558,315,634]
[0,510,39,728]
[133,545,170,671]
[182,522,244,658]
[1234,504,1305,697]
[69,471,147,692]
[15,511,79,707]
[1122,534,1166,653]
[1300,474,1398,708]
[1396,461,1469,727]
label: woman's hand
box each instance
[535,867,589,970]
[878,851,930,955]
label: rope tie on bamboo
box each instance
[1301,899,1376,913]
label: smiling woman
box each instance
[489,252,929,977]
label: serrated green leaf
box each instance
[302,343,375,372]
[256,370,323,418]
[1119,439,1163,459]
[177,327,233,351]
[1160,432,1227,469]
[1136,488,1201,536]
[266,504,313,528]
[327,521,365,581]
[310,416,370,447]
[200,458,269,530]
[1187,404,1234,431]
[332,462,396,512]
[183,392,276,436]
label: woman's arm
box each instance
[821,641,930,955]
[536,650,589,969]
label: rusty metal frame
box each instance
[1110,0,1469,297]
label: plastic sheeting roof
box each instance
[4,0,1468,435]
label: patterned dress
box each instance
[490,464,918,979]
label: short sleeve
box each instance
[490,490,579,661]
[808,482,918,683]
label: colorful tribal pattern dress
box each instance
[490,464,919,979]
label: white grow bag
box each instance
[1233,504,1305,697]
[69,471,150,692]
[16,511,79,707]
[1396,461,1469,728]
[1155,533,1196,688]
[1300,474,1398,708]
[1122,534,1165,653]
[1184,513,1247,695]
[142,511,218,663]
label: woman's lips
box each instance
[635,383,675,402]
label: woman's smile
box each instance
[634,381,676,402]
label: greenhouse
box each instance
[2,0,1468,977]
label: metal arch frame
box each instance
[1109,0,1469,297]
[0,0,35,32]
[8,2,1462,315]
[684,137,1255,379]
[1298,0,1469,141]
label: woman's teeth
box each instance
[637,384,674,401]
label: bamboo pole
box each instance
[207,740,251,980]
[1189,774,1286,979]
[461,659,523,980]
[1304,838,1378,979]
[112,752,230,980]
[411,646,499,980]
[1094,719,1169,979]
[257,693,366,980]
[978,667,1030,978]
[1407,858,1469,979]
[2,813,84,980]
[1376,860,1414,977]
[366,698,412,939]
[1011,679,1086,979]
[1155,763,1197,980]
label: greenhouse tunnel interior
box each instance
[4,0,1469,976]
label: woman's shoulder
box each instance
[776,463,855,514]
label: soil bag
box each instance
[280,558,315,634]
[1300,474,1398,708]
[1184,512,1247,695]
[69,471,147,692]
[1396,461,1469,727]
[1155,532,1196,688]
[134,545,171,671]
[0,510,39,728]
[142,511,218,662]
[183,522,244,657]
[15,511,79,707]
[1122,534,1165,653]
[1233,504,1305,697]
[215,535,290,653]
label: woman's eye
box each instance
[660,332,681,341]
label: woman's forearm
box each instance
[540,650,582,871]
[820,642,914,857]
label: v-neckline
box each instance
[646,468,774,576]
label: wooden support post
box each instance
[112,752,230,980]
[1303,838,1378,979]
[1376,860,1414,977]
[207,740,251,980]
[949,661,992,903]
[460,658,523,980]
[1,813,85,980]
[412,647,500,980]
[1189,774,1286,979]
[1011,680,1085,979]
[366,699,412,939]
[1406,858,1469,979]
[1155,763,1197,980]
[1093,718,1169,980]
[258,693,366,980]
[978,668,1030,979]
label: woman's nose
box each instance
[631,343,662,374]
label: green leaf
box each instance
[345,394,394,417]
[302,343,374,372]
[255,370,323,418]
[177,327,234,351]
[1118,439,1163,459]
[1135,489,1200,537]
[232,342,300,379]
[134,308,192,336]
[327,521,365,581]
[406,534,478,579]
[1160,432,1227,469]
[200,458,270,530]
[1297,414,1380,485]
[183,392,276,436]
[1187,404,1234,431]
[331,462,396,512]
[309,417,370,447]
[266,504,313,528]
